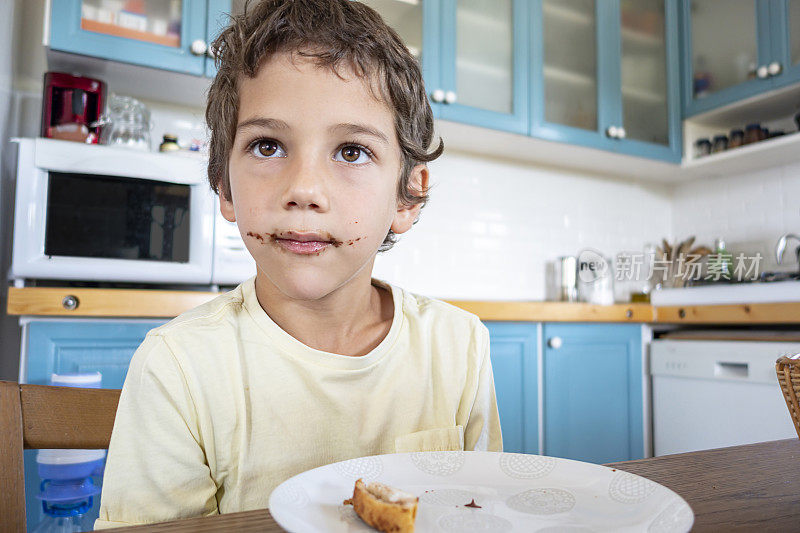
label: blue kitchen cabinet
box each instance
[21,319,166,531]
[681,0,800,116]
[531,0,682,162]
[50,0,211,75]
[767,0,800,89]
[542,323,644,464]
[485,322,539,454]
[430,0,530,134]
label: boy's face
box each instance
[222,52,426,301]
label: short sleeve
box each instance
[94,333,219,529]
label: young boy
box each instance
[95,0,501,527]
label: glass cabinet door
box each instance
[788,0,800,65]
[438,0,529,134]
[683,0,772,115]
[50,0,208,75]
[531,0,618,149]
[542,0,599,133]
[619,0,669,146]
[208,0,425,79]
[361,0,424,61]
[79,0,183,48]
[767,0,800,89]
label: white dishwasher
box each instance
[650,334,799,456]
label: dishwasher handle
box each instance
[714,362,749,379]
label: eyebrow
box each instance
[235,118,390,146]
[329,123,390,145]
[236,117,290,133]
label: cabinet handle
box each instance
[444,91,457,105]
[606,126,619,139]
[617,127,626,139]
[548,336,563,349]
[768,61,782,76]
[756,65,769,79]
[62,295,80,311]
[191,39,208,56]
[431,89,445,103]
[206,44,217,60]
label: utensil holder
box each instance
[776,355,800,439]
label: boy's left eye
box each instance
[334,145,371,164]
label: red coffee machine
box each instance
[41,72,107,143]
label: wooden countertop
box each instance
[104,439,800,532]
[7,286,800,323]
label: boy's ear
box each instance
[219,191,236,223]
[390,164,429,235]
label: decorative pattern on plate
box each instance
[506,488,576,515]
[499,454,557,479]
[333,456,383,480]
[419,488,479,506]
[536,526,596,532]
[438,511,513,532]
[608,471,658,504]
[647,499,694,533]
[411,451,465,476]
[269,481,310,508]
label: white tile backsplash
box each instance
[672,162,800,274]
[373,149,672,300]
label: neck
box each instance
[253,268,394,357]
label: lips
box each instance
[274,231,337,255]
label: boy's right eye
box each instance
[249,139,286,159]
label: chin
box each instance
[258,266,343,301]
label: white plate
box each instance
[268,451,693,532]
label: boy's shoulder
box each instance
[148,280,250,339]
[390,280,486,335]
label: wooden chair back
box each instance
[0,381,120,532]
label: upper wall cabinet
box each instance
[429,0,530,134]
[531,0,681,162]
[50,0,212,76]
[682,0,800,116]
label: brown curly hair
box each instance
[206,0,443,251]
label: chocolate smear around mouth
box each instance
[245,231,367,248]
[464,499,481,508]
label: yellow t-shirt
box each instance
[95,277,502,529]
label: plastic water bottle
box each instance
[31,373,106,532]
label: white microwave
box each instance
[11,138,255,286]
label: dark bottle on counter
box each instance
[159,134,180,152]
[711,135,728,153]
[744,123,763,144]
[694,138,712,157]
[729,129,744,148]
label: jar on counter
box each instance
[744,123,764,144]
[729,129,744,148]
[694,138,712,158]
[711,135,728,153]
[159,134,180,152]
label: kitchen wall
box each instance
[672,163,800,274]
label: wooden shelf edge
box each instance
[654,302,800,324]
[447,301,655,322]
[11,286,800,324]
[6,287,220,318]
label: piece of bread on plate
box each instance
[344,478,418,533]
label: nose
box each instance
[280,156,330,212]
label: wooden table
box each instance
[106,439,800,532]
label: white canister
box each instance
[577,249,615,305]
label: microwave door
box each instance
[11,138,214,284]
